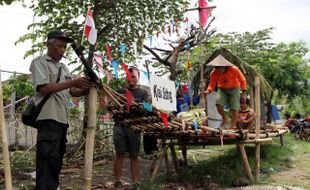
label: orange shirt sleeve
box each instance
[234,67,246,90]
[207,69,218,92]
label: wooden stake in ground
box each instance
[0,72,13,190]
[254,76,261,183]
[83,87,98,190]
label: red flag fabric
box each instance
[105,44,112,64]
[121,64,132,81]
[199,0,211,27]
[160,112,168,128]
[126,88,133,112]
[84,8,97,45]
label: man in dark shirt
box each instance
[113,68,149,188]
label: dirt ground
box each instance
[2,138,309,190]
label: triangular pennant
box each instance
[143,102,153,112]
[112,59,119,78]
[160,112,168,128]
[105,44,113,64]
[121,63,132,81]
[119,43,126,56]
[126,88,133,112]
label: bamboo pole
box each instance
[254,76,261,183]
[151,143,168,181]
[0,72,13,190]
[238,144,253,182]
[83,87,98,190]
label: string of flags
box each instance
[82,0,215,129]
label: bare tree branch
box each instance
[143,45,170,67]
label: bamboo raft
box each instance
[102,84,288,143]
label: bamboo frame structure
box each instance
[255,76,261,183]
[83,88,98,190]
[0,72,13,190]
[101,76,287,182]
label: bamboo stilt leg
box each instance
[83,88,97,190]
[169,143,180,174]
[280,135,284,147]
[0,71,13,190]
[254,76,261,183]
[151,145,168,181]
[163,146,171,173]
[238,144,253,182]
[255,144,260,183]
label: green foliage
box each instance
[190,28,310,100]
[16,0,189,65]
[0,0,16,5]
[2,74,34,102]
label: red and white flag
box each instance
[84,8,97,45]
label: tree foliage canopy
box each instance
[16,0,189,65]
[195,28,310,100]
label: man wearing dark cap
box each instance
[29,30,92,190]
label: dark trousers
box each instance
[36,120,68,190]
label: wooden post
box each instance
[163,145,171,173]
[254,76,261,183]
[0,72,13,190]
[169,143,180,174]
[83,87,97,190]
[237,144,253,182]
[151,143,168,181]
[280,135,284,147]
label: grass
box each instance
[144,133,310,189]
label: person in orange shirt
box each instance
[202,54,247,129]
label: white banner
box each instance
[150,75,176,111]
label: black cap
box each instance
[47,30,73,43]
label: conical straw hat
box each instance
[207,54,234,67]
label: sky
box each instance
[0,0,310,81]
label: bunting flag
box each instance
[156,31,161,38]
[176,82,180,90]
[105,44,112,64]
[84,8,97,45]
[185,16,189,31]
[141,70,149,80]
[193,119,199,132]
[121,63,132,81]
[126,88,133,112]
[160,112,168,128]
[119,43,126,56]
[187,60,192,70]
[199,0,211,27]
[112,59,119,78]
[106,72,112,82]
[149,35,153,47]
[143,102,153,112]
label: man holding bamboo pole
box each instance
[113,67,149,189]
[29,30,92,190]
